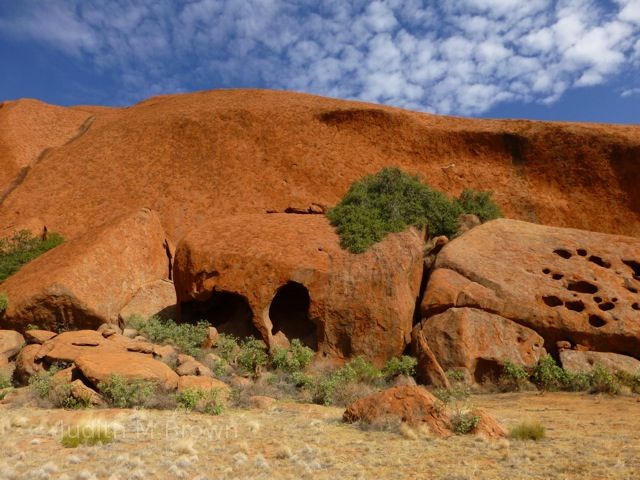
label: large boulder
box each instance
[415,308,546,384]
[343,386,505,438]
[428,219,640,357]
[560,350,640,376]
[118,279,177,323]
[13,344,45,385]
[0,208,170,332]
[75,351,179,391]
[173,214,424,365]
[0,330,25,359]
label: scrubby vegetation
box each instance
[327,167,501,253]
[127,315,209,357]
[509,421,546,441]
[61,422,116,448]
[0,292,7,313]
[98,374,157,408]
[28,367,92,409]
[451,411,481,435]
[0,230,64,282]
[176,387,225,414]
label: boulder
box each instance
[177,375,230,397]
[0,330,25,359]
[430,219,640,356]
[410,328,450,389]
[248,395,277,410]
[173,214,424,365]
[415,308,546,384]
[76,351,179,391]
[34,330,129,364]
[13,344,45,385]
[0,208,169,332]
[118,279,177,323]
[560,350,640,376]
[175,356,213,377]
[24,329,57,345]
[343,386,505,438]
[69,379,106,406]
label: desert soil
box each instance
[1,392,639,480]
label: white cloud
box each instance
[1,0,639,115]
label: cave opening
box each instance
[269,281,317,350]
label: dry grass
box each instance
[0,392,639,479]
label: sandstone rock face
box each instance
[343,386,505,438]
[429,219,640,357]
[173,214,424,365]
[415,308,546,383]
[118,279,177,323]
[560,350,640,376]
[76,352,179,391]
[0,330,25,359]
[0,209,170,332]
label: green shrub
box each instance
[270,339,315,374]
[97,374,157,408]
[532,354,569,391]
[327,168,463,253]
[0,374,11,390]
[29,367,59,399]
[500,361,529,391]
[0,230,64,282]
[176,387,225,415]
[216,334,240,364]
[61,423,115,448]
[446,369,466,383]
[587,364,620,395]
[451,412,481,435]
[509,421,546,441]
[0,293,7,313]
[28,367,91,409]
[382,355,417,379]
[237,337,269,375]
[128,315,208,357]
[455,189,502,222]
[311,356,383,406]
[564,371,592,392]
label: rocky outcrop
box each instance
[173,214,424,365]
[428,219,640,357]
[343,386,505,438]
[414,308,546,384]
[0,209,170,332]
[24,329,57,345]
[0,330,25,360]
[118,279,177,323]
[559,350,640,376]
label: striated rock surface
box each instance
[173,213,424,365]
[0,209,170,332]
[429,219,640,357]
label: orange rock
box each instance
[177,375,230,398]
[416,308,546,384]
[0,330,25,359]
[24,329,57,345]
[559,350,640,376]
[76,351,179,391]
[410,328,450,389]
[13,344,44,385]
[34,330,128,364]
[0,209,169,332]
[248,395,277,410]
[173,214,424,365]
[117,279,177,324]
[431,219,640,356]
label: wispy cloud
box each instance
[1,0,639,114]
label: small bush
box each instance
[61,423,115,448]
[0,293,7,313]
[216,334,240,364]
[0,374,11,390]
[455,189,502,222]
[29,367,59,399]
[270,339,314,374]
[509,421,546,441]
[382,355,417,379]
[0,230,64,282]
[451,412,481,435]
[311,356,383,406]
[98,374,157,408]
[499,361,529,391]
[176,387,225,415]
[236,337,269,375]
[532,354,568,391]
[128,315,208,357]
[28,367,91,409]
[588,364,620,395]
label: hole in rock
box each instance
[543,295,563,307]
[612,297,618,302]
[554,249,572,259]
[598,302,615,311]
[626,286,638,294]
[577,248,587,256]
[552,273,564,280]
[542,268,551,274]
[588,315,607,328]
[594,296,602,303]
[269,281,317,350]
[181,291,260,340]
[567,280,598,294]
[474,359,503,384]
[565,300,585,312]
[623,260,640,278]
[588,256,611,268]
[633,303,639,311]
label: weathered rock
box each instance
[248,395,277,410]
[34,330,128,364]
[411,328,450,389]
[97,323,121,337]
[175,357,213,377]
[415,308,546,384]
[174,214,424,365]
[0,330,25,359]
[122,328,138,339]
[456,213,481,236]
[0,208,169,332]
[118,279,177,323]
[430,219,640,356]
[76,352,179,391]
[343,385,505,438]
[202,326,219,349]
[69,379,106,406]
[24,329,57,345]
[177,375,230,398]
[13,344,45,385]
[560,350,640,376]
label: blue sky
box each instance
[1,0,639,124]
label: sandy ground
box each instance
[1,392,639,480]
